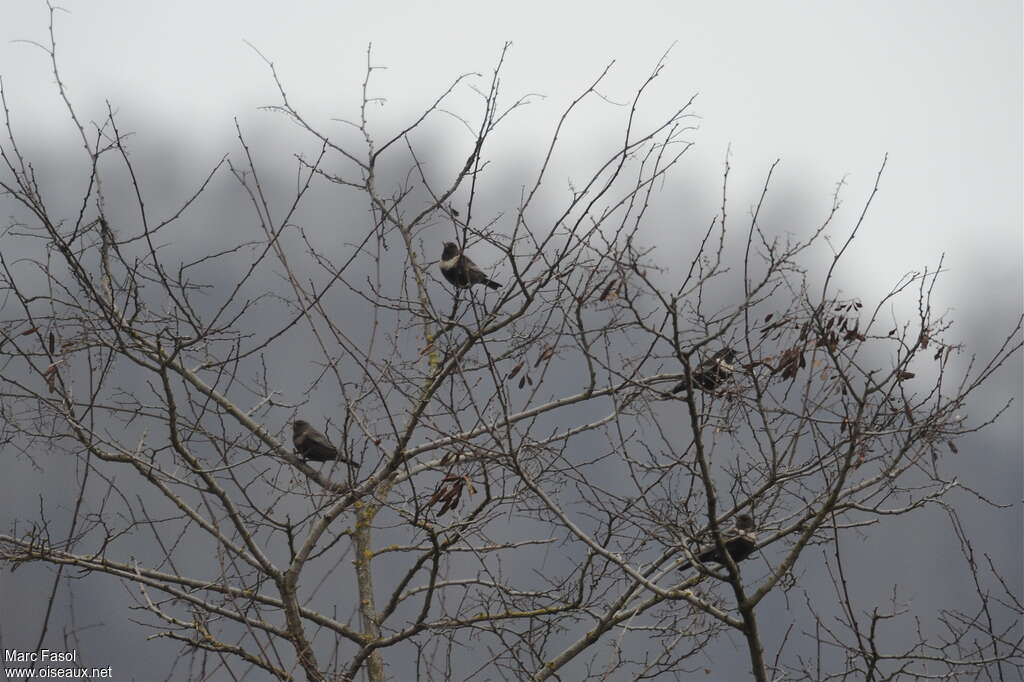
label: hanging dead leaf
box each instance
[427,485,449,508]
[535,346,556,367]
[598,278,618,301]
[773,347,803,380]
[45,364,60,393]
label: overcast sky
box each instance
[1,1,1020,679]
[2,1,1019,311]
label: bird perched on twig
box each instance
[439,242,502,290]
[671,347,737,394]
[292,419,353,464]
[679,513,757,572]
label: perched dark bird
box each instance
[292,419,351,464]
[679,513,757,572]
[439,241,502,290]
[671,347,737,394]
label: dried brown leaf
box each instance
[774,347,803,380]
[427,486,448,507]
[598,278,618,301]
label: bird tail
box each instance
[678,559,693,572]
[485,279,502,290]
[670,379,689,394]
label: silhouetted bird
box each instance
[292,419,351,464]
[440,242,502,290]
[679,513,757,572]
[671,347,737,394]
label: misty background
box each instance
[0,1,1020,680]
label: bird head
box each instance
[441,242,459,260]
[719,348,738,363]
[292,419,309,434]
[735,513,755,530]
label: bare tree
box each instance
[1,14,1021,682]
